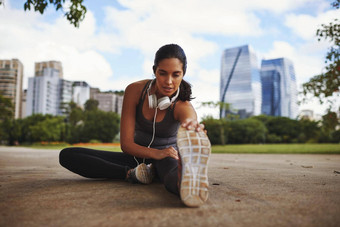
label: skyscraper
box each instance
[35,61,63,78]
[26,61,72,116]
[260,70,281,116]
[0,59,23,119]
[220,45,262,118]
[261,58,298,119]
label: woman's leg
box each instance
[59,147,145,179]
[153,157,179,196]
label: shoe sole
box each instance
[135,163,153,184]
[177,126,211,207]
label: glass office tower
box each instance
[261,58,298,119]
[220,45,262,119]
[261,70,281,116]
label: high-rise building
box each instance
[220,45,262,118]
[59,79,73,115]
[0,59,24,119]
[26,61,72,116]
[261,58,298,119]
[260,70,281,116]
[72,81,90,109]
[35,61,63,78]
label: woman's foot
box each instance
[126,163,155,184]
[177,126,211,207]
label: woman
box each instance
[59,44,211,207]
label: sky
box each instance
[0,0,339,120]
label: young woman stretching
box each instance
[59,44,211,207]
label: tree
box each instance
[0,0,87,27]
[0,94,13,121]
[84,99,99,111]
[18,114,54,143]
[29,117,65,142]
[80,110,120,143]
[227,118,267,144]
[302,0,340,109]
[0,94,14,144]
[201,116,226,145]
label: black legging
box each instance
[59,147,179,195]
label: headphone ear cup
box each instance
[157,96,171,110]
[148,94,158,109]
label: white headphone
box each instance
[147,79,180,110]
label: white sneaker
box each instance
[177,126,211,207]
[127,163,155,184]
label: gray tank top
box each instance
[134,80,180,150]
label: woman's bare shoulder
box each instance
[126,79,150,91]
[124,79,150,95]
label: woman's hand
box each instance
[152,146,179,160]
[181,118,206,132]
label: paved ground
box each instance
[0,146,340,227]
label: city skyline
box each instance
[0,0,338,120]
[24,60,123,117]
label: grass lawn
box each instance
[25,143,340,154]
[212,143,340,154]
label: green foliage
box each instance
[114,90,125,95]
[263,116,300,143]
[84,99,99,111]
[23,0,87,27]
[66,101,120,144]
[318,111,340,142]
[211,144,340,154]
[302,0,340,107]
[202,116,267,144]
[202,113,339,145]
[226,118,267,144]
[0,119,20,145]
[298,119,320,142]
[0,94,13,120]
[80,110,120,143]
[0,94,14,143]
[29,117,65,142]
[0,98,121,145]
[322,111,339,131]
[201,116,226,145]
[68,101,83,126]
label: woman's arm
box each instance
[120,81,179,160]
[174,101,205,132]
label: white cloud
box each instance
[189,69,221,120]
[0,5,118,90]
[261,41,325,85]
[243,0,320,13]
[285,9,339,40]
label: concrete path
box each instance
[0,146,339,227]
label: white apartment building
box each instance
[26,61,72,116]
